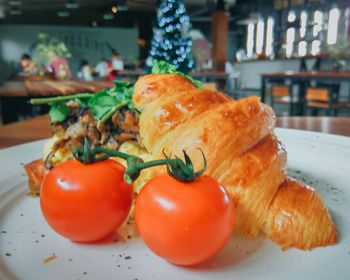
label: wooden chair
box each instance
[270,84,302,116]
[306,87,349,116]
[202,82,218,91]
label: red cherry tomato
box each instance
[135,174,234,266]
[40,159,133,242]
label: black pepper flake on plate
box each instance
[2,230,7,234]
[83,272,87,275]
[125,256,131,260]
[41,234,45,238]
[5,253,11,257]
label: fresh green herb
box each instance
[88,90,119,120]
[109,81,138,113]
[151,60,203,88]
[49,102,70,123]
[30,81,139,125]
[30,93,93,105]
[74,97,90,107]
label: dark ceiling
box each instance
[0,0,346,42]
[0,0,269,27]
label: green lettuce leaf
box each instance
[49,102,70,123]
[88,90,119,121]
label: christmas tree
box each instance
[148,0,195,73]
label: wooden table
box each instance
[0,80,114,124]
[0,115,349,150]
[260,72,350,114]
[261,72,350,101]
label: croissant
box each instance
[132,73,338,250]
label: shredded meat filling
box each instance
[47,104,139,168]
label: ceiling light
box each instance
[58,11,70,17]
[116,5,128,12]
[111,6,118,14]
[65,0,79,9]
[8,0,22,6]
[91,20,98,27]
[103,12,114,20]
[9,8,22,15]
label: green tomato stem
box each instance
[73,138,207,184]
[30,93,93,105]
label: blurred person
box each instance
[95,57,108,79]
[47,51,72,80]
[77,59,94,81]
[16,54,38,76]
[107,50,124,81]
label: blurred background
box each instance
[0,0,349,124]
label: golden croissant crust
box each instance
[132,74,338,250]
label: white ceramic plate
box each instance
[0,128,349,280]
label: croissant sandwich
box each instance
[24,72,338,250]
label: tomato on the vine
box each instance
[40,159,133,242]
[134,174,235,266]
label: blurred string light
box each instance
[298,11,308,57]
[255,18,264,55]
[285,11,296,58]
[313,10,323,37]
[311,40,321,55]
[286,27,295,58]
[287,10,296,22]
[246,23,255,58]
[298,41,307,57]
[148,0,194,73]
[345,8,350,41]
[265,17,274,57]
[300,11,307,38]
[327,7,340,45]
